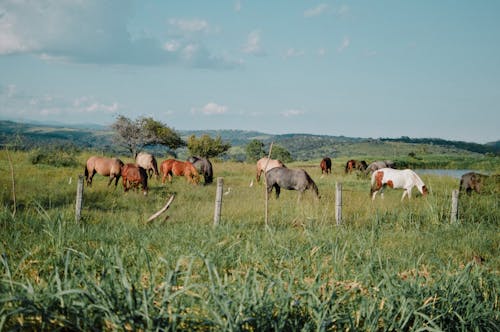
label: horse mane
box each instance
[303,170,319,196]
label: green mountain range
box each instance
[1,120,498,160]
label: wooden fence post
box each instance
[75,175,84,223]
[450,189,459,223]
[213,177,224,226]
[335,182,342,225]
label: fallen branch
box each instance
[147,195,175,223]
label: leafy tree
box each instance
[245,139,265,162]
[270,144,293,163]
[111,115,184,157]
[187,134,231,158]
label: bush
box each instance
[29,148,79,167]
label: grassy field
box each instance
[1,150,499,331]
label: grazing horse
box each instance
[365,160,395,174]
[459,172,499,195]
[187,156,213,184]
[84,156,124,187]
[370,168,428,201]
[345,160,368,174]
[160,159,200,184]
[256,157,286,182]
[121,163,148,195]
[136,152,159,179]
[320,157,332,174]
[266,167,319,199]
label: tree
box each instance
[270,144,293,163]
[245,139,265,162]
[187,134,231,158]
[111,115,184,157]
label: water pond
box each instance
[415,169,482,179]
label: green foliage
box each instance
[187,134,231,158]
[270,144,293,163]
[111,115,184,157]
[245,139,265,162]
[29,147,79,167]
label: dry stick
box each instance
[6,148,16,218]
[147,195,175,223]
[264,142,274,227]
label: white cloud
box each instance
[304,4,329,18]
[338,36,350,52]
[168,18,209,33]
[284,48,305,58]
[0,0,238,69]
[192,102,228,115]
[317,48,327,56]
[281,109,305,117]
[242,30,265,55]
[234,0,242,12]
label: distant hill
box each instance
[1,120,498,160]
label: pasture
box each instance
[1,150,499,331]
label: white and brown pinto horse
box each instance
[371,168,428,201]
[256,157,286,182]
[136,152,159,179]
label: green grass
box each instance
[1,151,499,331]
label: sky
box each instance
[0,1,499,144]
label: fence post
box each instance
[335,182,342,225]
[450,189,459,224]
[75,175,84,223]
[214,177,223,226]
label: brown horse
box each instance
[121,163,148,195]
[136,152,159,179]
[345,159,368,174]
[256,157,286,182]
[84,156,124,187]
[160,159,200,184]
[320,157,332,174]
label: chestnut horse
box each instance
[84,156,124,187]
[320,157,332,174]
[160,159,200,184]
[370,168,428,201]
[121,163,148,195]
[136,152,159,179]
[256,157,286,182]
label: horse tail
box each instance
[205,160,213,184]
[84,166,89,182]
[139,167,148,194]
[152,157,159,177]
[344,161,349,174]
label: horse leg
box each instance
[274,184,281,199]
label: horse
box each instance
[459,172,499,195]
[160,159,200,184]
[256,157,286,182]
[365,160,395,174]
[265,167,319,199]
[187,156,213,184]
[84,156,124,187]
[121,163,148,195]
[136,152,159,179]
[370,168,428,201]
[345,160,369,175]
[320,157,332,174]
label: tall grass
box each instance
[1,151,498,330]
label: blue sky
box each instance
[0,1,499,143]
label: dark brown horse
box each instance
[320,157,332,174]
[344,159,368,174]
[121,163,148,195]
[160,159,200,184]
[136,152,159,179]
[84,156,124,187]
